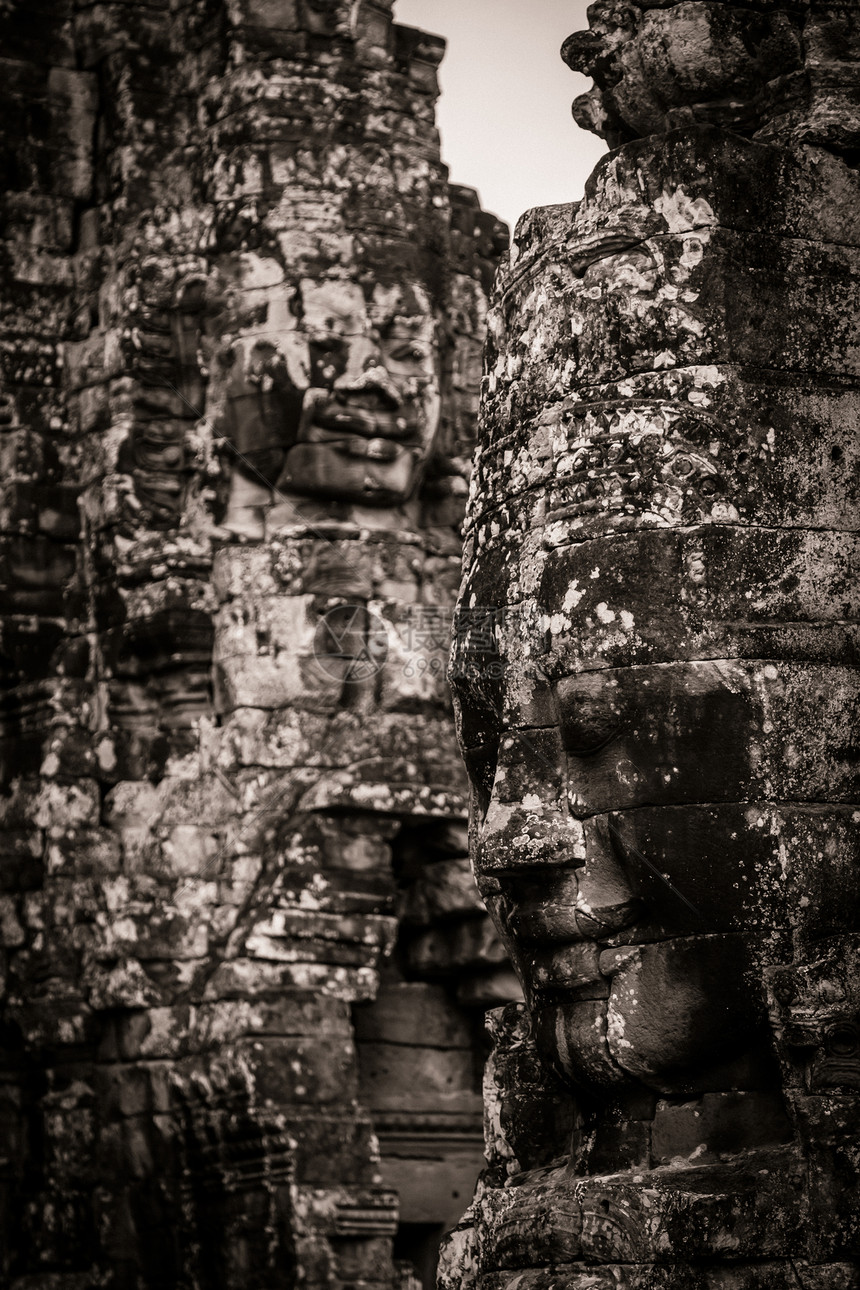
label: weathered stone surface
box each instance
[0,1,513,1285]
[445,4,860,1288]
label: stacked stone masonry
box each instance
[443,3,860,1289]
[0,2,515,1287]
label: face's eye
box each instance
[308,337,348,386]
[556,673,625,756]
[386,343,430,366]
[463,743,498,822]
[452,676,502,823]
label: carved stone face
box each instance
[452,133,860,1102]
[561,1,805,144]
[455,612,858,1098]
[281,278,442,505]
[210,263,444,529]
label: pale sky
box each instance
[394,0,607,233]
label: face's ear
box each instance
[435,315,455,370]
[171,276,209,411]
[213,341,305,466]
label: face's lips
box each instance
[528,940,603,991]
[296,430,413,462]
[311,398,420,441]
[514,919,636,992]
[501,890,644,946]
[508,903,583,944]
[498,887,647,998]
[525,937,643,1000]
[340,436,402,462]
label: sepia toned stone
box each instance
[444,3,860,1287]
[0,0,514,1285]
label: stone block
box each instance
[353,983,475,1049]
[652,1091,793,1164]
[214,595,346,713]
[379,1152,483,1228]
[406,918,508,977]
[401,858,485,926]
[357,1042,481,1115]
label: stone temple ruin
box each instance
[0,0,516,1284]
[445,1,860,1287]
[1,0,859,1288]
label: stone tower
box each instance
[446,2,860,1287]
[0,2,514,1286]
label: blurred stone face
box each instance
[210,257,443,531]
[282,277,442,505]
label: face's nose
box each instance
[574,814,643,938]
[333,339,401,408]
[474,731,584,878]
[474,734,642,951]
